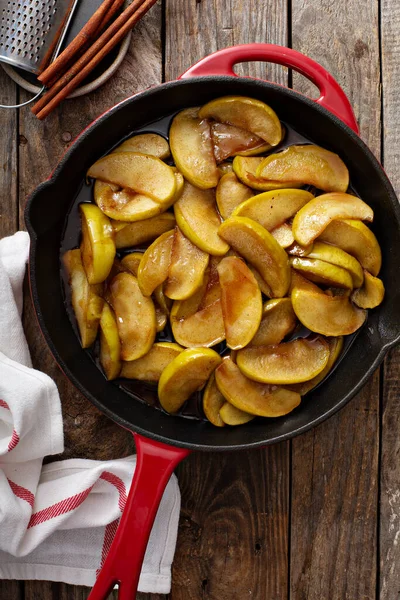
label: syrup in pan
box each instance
[60,111,364,422]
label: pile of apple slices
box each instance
[63,95,385,428]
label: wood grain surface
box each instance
[0,0,398,599]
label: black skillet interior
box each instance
[25,76,400,451]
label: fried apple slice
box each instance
[158,348,222,413]
[237,337,330,384]
[257,145,349,192]
[199,256,222,309]
[203,372,226,427]
[170,298,225,348]
[291,285,367,336]
[94,180,164,222]
[318,219,381,276]
[99,303,121,380]
[155,307,167,332]
[113,133,170,159]
[290,257,354,289]
[137,230,174,296]
[217,256,262,349]
[110,272,156,360]
[292,193,374,246]
[164,227,209,300]
[211,122,271,162]
[169,107,219,189]
[215,357,301,417]
[287,241,314,256]
[233,156,301,190]
[305,241,364,287]
[271,222,295,248]
[80,203,115,284]
[120,252,142,276]
[219,402,255,425]
[250,298,297,347]
[63,249,104,349]
[232,189,314,231]
[154,284,172,315]
[216,172,254,219]
[351,271,385,308]
[120,342,183,381]
[218,216,290,297]
[199,96,282,145]
[113,213,176,249]
[218,162,234,175]
[174,182,229,255]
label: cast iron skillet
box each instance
[25,44,400,599]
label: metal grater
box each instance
[0,0,79,74]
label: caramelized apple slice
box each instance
[199,96,282,145]
[120,342,183,381]
[257,145,349,192]
[351,271,385,308]
[169,107,219,189]
[232,189,314,231]
[199,256,222,309]
[217,256,262,349]
[305,241,364,287]
[271,223,295,248]
[94,180,164,222]
[174,182,229,255]
[318,219,381,276]
[155,307,167,332]
[250,298,297,347]
[203,372,226,427]
[218,216,290,298]
[290,257,354,289]
[216,172,254,219]
[291,285,367,336]
[63,249,104,348]
[287,241,314,256]
[219,402,255,425]
[110,272,156,360]
[218,162,234,175]
[113,133,170,159]
[170,298,225,348]
[233,156,301,191]
[164,227,209,300]
[154,284,172,316]
[137,230,174,296]
[87,152,177,203]
[80,203,115,285]
[237,337,330,384]
[120,252,143,276]
[215,357,301,417]
[158,348,222,414]
[211,122,271,162]
[292,193,374,246]
[99,303,121,380]
[113,213,176,249]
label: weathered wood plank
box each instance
[0,69,18,238]
[0,579,23,600]
[379,3,400,597]
[290,1,381,599]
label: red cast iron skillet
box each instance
[25,44,400,599]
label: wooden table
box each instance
[1,0,399,598]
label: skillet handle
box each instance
[180,44,359,134]
[88,433,190,600]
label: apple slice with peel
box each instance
[158,348,222,414]
[80,203,115,285]
[94,180,164,222]
[290,257,354,289]
[271,222,295,248]
[217,257,262,349]
[109,272,156,360]
[318,219,381,276]
[99,303,121,380]
[218,216,290,298]
[120,252,142,276]
[211,122,271,162]
[164,227,209,300]
[302,241,364,288]
[219,402,255,425]
[169,107,219,189]
[113,213,176,249]
[120,342,183,381]
[199,95,282,145]
[292,193,374,246]
[218,162,233,175]
[199,256,222,309]
[287,241,314,256]
[351,271,385,308]
[257,145,349,192]
[87,152,177,203]
[291,284,367,336]
[155,308,167,332]
[203,372,226,427]
[232,188,314,231]
[250,298,297,347]
[237,337,330,384]
[216,172,254,219]
[137,230,174,296]
[63,249,104,349]
[174,182,229,255]
[112,133,170,159]
[170,298,225,348]
[215,357,301,417]
[233,156,301,191]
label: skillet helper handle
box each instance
[88,434,190,600]
[180,43,359,134]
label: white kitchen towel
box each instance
[0,231,180,593]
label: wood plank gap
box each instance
[161,0,166,83]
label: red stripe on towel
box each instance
[7,478,35,507]
[7,429,20,452]
[0,399,10,409]
[27,485,94,528]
